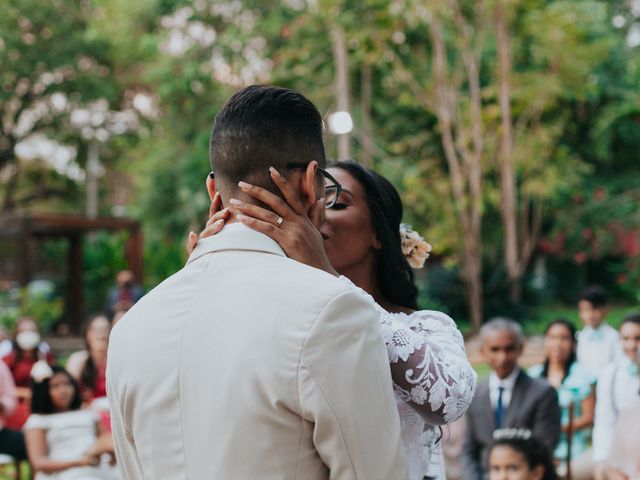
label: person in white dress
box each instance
[190,159,477,480]
[592,314,640,468]
[24,362,120,480]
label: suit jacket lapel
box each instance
[478,380,495,434]
[504,370,528,427]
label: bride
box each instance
[189,160,477,479]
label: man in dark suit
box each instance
[461,317,561,480]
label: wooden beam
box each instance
[126,226,144,284]
[67,234,84,334]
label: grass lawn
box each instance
[457,303,640,336]
[0,462,30,479]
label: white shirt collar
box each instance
[186,222,286,266]
[489,366,521,391]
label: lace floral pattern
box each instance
[339,276,477,479]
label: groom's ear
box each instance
[300,161,320,207]
[206,173,217,201]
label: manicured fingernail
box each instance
[189,231,196,239]
[213,219,224,227]
[269,167,281,177]
[229,198,242,207]
[237,214,248,222]
[238,181,252,191]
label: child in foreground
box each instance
[489,428,557,480]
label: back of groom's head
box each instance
[210,85,325,191]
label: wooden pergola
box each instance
[0,213,143,333]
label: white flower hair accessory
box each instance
[30,360,54,383]
[399,224,432,269]
[493,428,532,441]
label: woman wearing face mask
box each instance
[189,160,477,480]
[2,317,55,430]
[488,429,557,480]
[527,319,595,478]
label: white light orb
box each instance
[328,111,353,135]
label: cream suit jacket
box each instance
[107,223,408,480]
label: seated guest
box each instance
[0,359,27,460]
[0,326,12,358]
[528,318,596,479]
[66,314,111,404]
[24,362,120,480]
[489,428,558,480]
[104,270,143,318]
[576,286,621,378]
[3,317,54,430]
[462,318,561,480]
[593,313,640,466]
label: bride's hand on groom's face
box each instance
[187,168,338,276]
[234,167,337,276]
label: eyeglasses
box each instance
[286,163,343,209]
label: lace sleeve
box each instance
[339,276,477,425]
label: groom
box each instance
[107,85,409,479]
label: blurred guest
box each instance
[0,326,12,358]
[104,270,143,318]
[110,309,127,327]
[489,428,558,480]
[66,314,110,404]
[443,417,467,480]
[0,359,27,460]
[528,318,596,479]
[25,362,120,479]
[462,318,561,480]
[576,286,621,378]
[3,317,54,430]
[593,314,640,465]
[596,397,640,480]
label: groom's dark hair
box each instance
[209,85,326,189]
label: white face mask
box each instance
[16,331,41,350]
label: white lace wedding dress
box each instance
[341,277,477,480]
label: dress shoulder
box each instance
[394,309,465,345]
[567,362,597,386]
[24,414,49,430]
[527,364,544,378]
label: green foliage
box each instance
[2,0,638,322]
[83,232,129,314]
[0,287,63,334]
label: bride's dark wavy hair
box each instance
[330,160,419,310]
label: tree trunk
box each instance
[331,26,351,160]
[2,160,19,211]
[430,9,485,330]
[86,141,101,219]
[360,62,374,167]
[495,2,521,301]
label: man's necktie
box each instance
[495,386,505,428]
